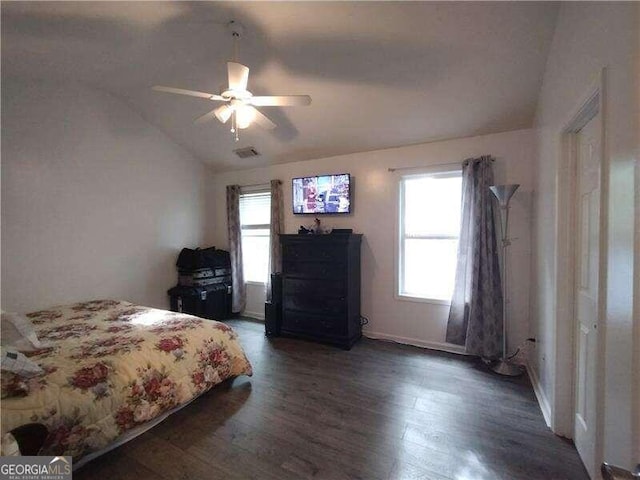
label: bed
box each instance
[0,299,253,467]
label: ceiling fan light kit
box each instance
[152,20,311,142]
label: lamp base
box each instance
[490,359,524,377]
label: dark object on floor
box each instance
[264,301,281,337]
[177,247,232,287]
[265,273,282,337]
[279,233,362,349]
[10,423,48,455]
[170,247,232,320]
[168,284,232,320]
[601,462,640,479]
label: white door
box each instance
[573,112,601,478]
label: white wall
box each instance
[206,128,535,353]
[530,2,638,469]
[243,283,267,320]
[1,78,207,313]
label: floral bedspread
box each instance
[0,300,252,460]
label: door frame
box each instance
[553,68,608,471]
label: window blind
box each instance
[240,192,271,227]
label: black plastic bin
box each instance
[176,247,230,271]
[168,284,232,321]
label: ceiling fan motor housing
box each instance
[227,20,245,38]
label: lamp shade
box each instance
[214,104,234,124]
[236,104,256,129]
[489,184,519,207]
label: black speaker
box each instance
[265,273,282,337]
[270,273,282,303]
[265,302,281,337]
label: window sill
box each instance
[245,281,267,287]
[395,294,451,306]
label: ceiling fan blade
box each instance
[213,104,234,124]
[251,107,277,130]
[194,108,222,125]
[227,62,249,91]
[249,95,312,107]
[152,86,224,101]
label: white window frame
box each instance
[239,188,271,286]
[395,166,462,305]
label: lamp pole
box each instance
[489,184,523,377]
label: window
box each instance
[398,170,463,303]
[240,191,271,283]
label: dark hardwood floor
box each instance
[76,319,589,480]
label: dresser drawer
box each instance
[283,291,347,316]
[282,310,347,337]
[283,278,347,315]
[281,242,346,263]
[283,277,345,297]
[282,261,347,279]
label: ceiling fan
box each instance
[152,21,312,142]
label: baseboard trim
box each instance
[242,310,265,321]
[363,331,467,355]
[526,361,552,428]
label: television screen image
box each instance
[292,173,351,214]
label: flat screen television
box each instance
[292,173,351,214]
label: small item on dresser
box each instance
[298,225,311,235]
[312,217,323,234]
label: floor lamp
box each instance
[489,184,523,377]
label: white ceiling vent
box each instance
[233,146,261,159]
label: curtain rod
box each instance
[238,179,281,188]
[388,157,494,173]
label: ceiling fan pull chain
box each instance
[231,111,239,141]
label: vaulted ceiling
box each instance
[2,2,559,171]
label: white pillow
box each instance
[0,347,43,376]
[1,312,44,352]
[1,433,21,456]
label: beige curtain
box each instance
[226,185,246,313]
[266,179,284,302]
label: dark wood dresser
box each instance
[280,233,363,349]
